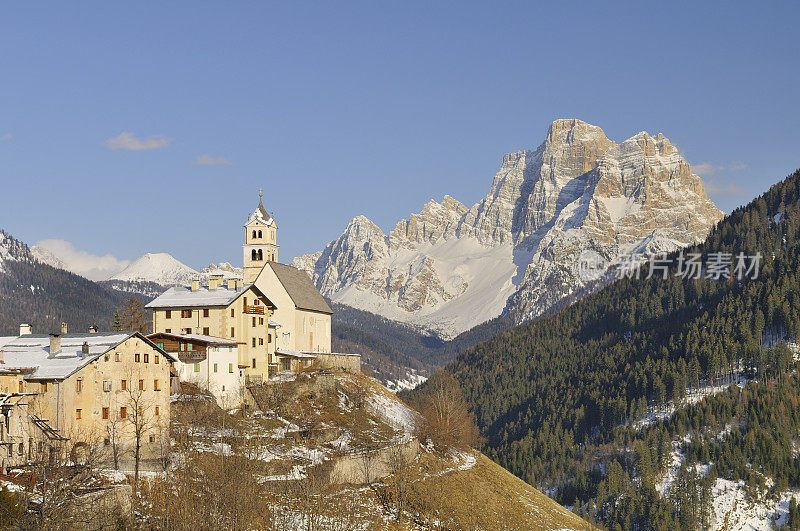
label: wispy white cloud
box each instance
[32,239,130,281]
[0,133,11,142]
[703,179,748,197]
[692,161,747,176]
[104,131,172,151]
[193,154,232,166]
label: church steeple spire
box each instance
[243,194,279,283]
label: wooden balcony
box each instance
[243,305,265,315]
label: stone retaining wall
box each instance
[326,438,419,485]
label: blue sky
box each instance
[1,2,798,273]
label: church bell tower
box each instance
[243,190,279,283]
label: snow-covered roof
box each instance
[146,283,257,309]
[0,332,173,381]
[0,337,16,350]
[246,199,275,227]
[276,350,318,359]
[268,320,280,328]
[147,332,241,346]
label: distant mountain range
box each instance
[294,119,723,339]
[32,243,243,297]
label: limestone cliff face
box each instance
[293,119,724,338]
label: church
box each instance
[146,195,349,382]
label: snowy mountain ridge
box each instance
[108,253,199,286]
[293,119,724,339]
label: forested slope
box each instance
[416,168,800,527]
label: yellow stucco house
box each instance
[0,325,175,470]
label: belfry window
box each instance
[257,249,263,261]
[258,230,262,238]
[252,230,257,239]
[251,249,257,260]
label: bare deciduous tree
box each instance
[411,371,480,450]
[117,296,150,334]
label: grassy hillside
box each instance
[408,169,800,527]
[149,370,592,529]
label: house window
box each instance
[120,407,127,419]
[18,443,23,456]
[155,406,160,416]
[157,342,164,349]
[252,317,256,327]
[165,329,171,333]
[115,352,120,362]
[194,363,200,373]
[244,297,248,306]
[222,385,226,391]
[149,435,155,443]
[252,338,256,347]
[213,363,218,373]
[185,328,192,334]
[230,327,235,338]
[18,381,23,393]
[41,382,47,392]
[135,353,140,363]
[181,310,192,318]
[254,299,259,306]
[121,380,127,391]
[75,409,82,420]
[259,317,264,325]
[268,334,272,343]
[203,309,209,318]
[228,363,233,373]
[144,353,149,363]
[203,327,209,336]
[102,407,109,420]
[165,310,171,319]
[154,379,160,391]
[76,379,82,393]
[252,359,256,368]
[155,355,159,364]
[230,309,235,318]
[259,338,264,346]
[138,379,144,391]
[104,354,109,362]
[139,406,143,417]
[103,380,111,392]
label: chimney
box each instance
[209,277,219,290]
[191,280,200,291]
[227,279,236,290]
[19,324,32,336]
[61,322,68,335]
[88,325,98,334]
[81,342,89,356]
[49,334,61,356]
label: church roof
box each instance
[267,262,332,315]
[247,199,275,227]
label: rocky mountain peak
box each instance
[293,120,724,338]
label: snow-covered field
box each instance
[333,239,518,339]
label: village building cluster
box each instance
[0,196,360,473]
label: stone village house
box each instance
[0,324,175,471]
